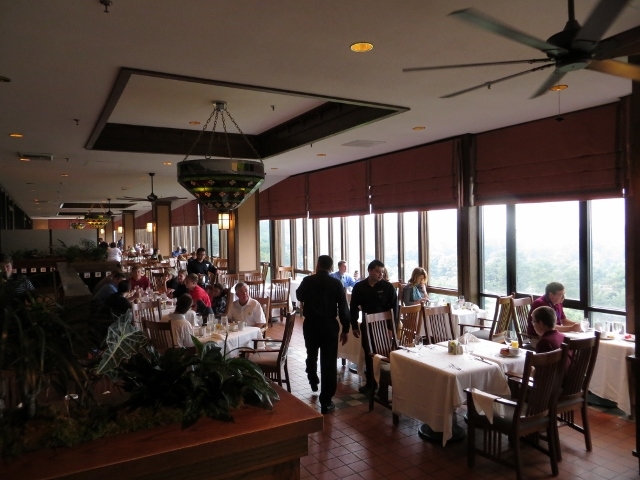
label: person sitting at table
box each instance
[128,265,150,291]
[330,260,358,288]
[530,306,566,354]
[171,246,181,258]
[187,247,218,287]
[92,272,126,314]
[0,253,36,301]
[102,279,132,318]
[160,293,194,348]
[402,267,429,306]
[164,268,179,296]
[228,282,266,328]
[106,241,122,263]
[207,282,229,317]
[184,273,213,318]
[526,282,581,336]
[169,269,188,299]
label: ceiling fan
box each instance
[116,172,187,203]
[403,0,640,98]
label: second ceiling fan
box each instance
[404,0,640,98]
[117,173,187,203]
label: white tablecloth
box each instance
[197,326,262,358]
[391,339,524,445]
[565,332,635,415]
[337,322,365,375]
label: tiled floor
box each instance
[267,316,639,480]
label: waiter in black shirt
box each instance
[187,247,218,287]
[296,255,350,414]
[349,259,398,394]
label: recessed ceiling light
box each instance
[163,162,172,165]
[412,126,426,131]
[61,174,69,177]
[9,133,23,138]
[19,157,29,162]
[271,167,279,170]
[350,42,373,53]
[316,153,327,157]
[121,187,129,190]
[189,121,201,125]
[549,84,568,91]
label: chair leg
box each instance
[467,421,475,468]
[392,413,399,425]
[369,384,375,411]
[547,424,560,476]
[283,361,291,393]
[580,403,592,451]
[512,434,523,480]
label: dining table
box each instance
[195,326,263,358]
[565,331,635,416]
[390,338,526,446]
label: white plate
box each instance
[600,336,616,341]
[498,352,521,358]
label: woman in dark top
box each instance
[207,282,229,316]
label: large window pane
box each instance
[306,218,313,268]
[427,209,458,288]
[332,217,341,262]
[591,198,625,310]
[383,212,399,282]
[515,201,579,298]
[318,218,328,256]
[346,215,361,276]
[259,220,270,263]
[209,224,220,257]
[403,211,419,282]
[281,220,291,266]
[364,214,375,267]
[295,218,304,269]
[481,205,506,295]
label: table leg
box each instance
[418,414,465,443]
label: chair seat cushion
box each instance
[475,403,551,435]
[248,351,279,368]
[473,329,491,341]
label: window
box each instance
[318,218,328,256]
[403,211,420,282]
[281,220,291,266]
[427,209,458,288]
[295,218,304,269]
[383,212,398,281]
[364,214,375,267]
[515,201,579,298]
[209,224,220,257]
[306,218,313,268]
[590,198,625,311]
[332,217,341,262]
[346,215,361,275]
[481,205,506,296]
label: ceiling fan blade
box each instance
[586,59,640,81]
[449,8,567,56]
[158,196,188,202]
[116,196,145,201]
[572,0,630,52]
[440,63,555,99]
[593,25,640,60]
[404,58,551,73]
[530,70,568,99]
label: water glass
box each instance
[415,336,423,353]
[467,338,476,355]
[581,318,590,332]
[458,295,465,308]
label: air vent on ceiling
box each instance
[341,140,386,148]
[19,152,53,161]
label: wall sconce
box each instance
[100,228,105,234]
[146,222,154,233]
[117,226,123,234]
[218,212,231,230]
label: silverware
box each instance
[398,346,416,353]
[473,355,492,365]
[448,363,462,371]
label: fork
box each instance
[448,363,462,371]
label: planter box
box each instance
[0,387,323,480]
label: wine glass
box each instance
[415,336,423,354]
[467,337,476,356]
[505,331,515,347]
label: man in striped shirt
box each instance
[0,254,35,299]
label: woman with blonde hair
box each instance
[402,267,429,306]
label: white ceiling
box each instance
[1,0,639,219]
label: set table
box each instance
[195,326,263,358]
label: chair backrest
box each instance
[560,331,601,402]
[217,273,239,290]
[260,262,270,281]
[277,313,297,365]
[364,310,397,359]
[397,304,423,347]
[511,295,533,342]
[132,300,162,330]
[276,266,293,279]
[255,296,271,318]
[216,258,229,269]
[143,319,175,352]
[150,272,165,292]
[489,295,513,341]
[514,345,568,424]
[390,281,405,306]
[422,304,455,344]
[243,271,262,282]
[270,278,291,305]
[245,279,265,299]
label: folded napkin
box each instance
[459,332,479,344]
[470,388,505,423]
[209,332,225,341]
[373,354,384,385]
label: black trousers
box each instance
[303,317,339,405]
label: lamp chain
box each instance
[220,113,233,160]
[205,111,220,160]
[225,110,264,165]
[182,107,218,161]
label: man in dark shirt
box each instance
[349,259,398,394]
[296,255,350,414]
[103,280,132,318]
[187,247,218,287]
[531,306,566,353]
[526,282,580,336]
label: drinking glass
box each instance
[505,331,514,346]
[467,338,476,355]
[458,295,465,308]
[415,336,423,354]
[581,318,590,332]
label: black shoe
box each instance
[310,382,318,392]
[320,402,335,414]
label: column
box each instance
[122,210,136,250]
[228,194,259,274]
[153,201,172,258]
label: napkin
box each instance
[209,332,225,341]
[470,388,505,423]
[460,332,479,344]
[373,354,384,385]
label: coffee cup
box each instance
[509,346,520,356]
[464,301,472,309]
[238,321,245,331]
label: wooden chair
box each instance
[243,271,262,282]
[254,296,271,337]
[511,295,536,349]
[397,304,423,347]
[276,266,293,279]
[132,300,162,331]
[422,303,455,344]
[245,279,265,299]
[216,258,228,270]
[150,272,165,292]
[143,319,175,353]
[459,295,513,342]
[390,281,405,307]
[217,273,239,290]
[553,331,601,459]
[269,278,291,323]
[363,310,398,422]
[465,345,568,480]
[260,262,270,282]
[240,313,297,392]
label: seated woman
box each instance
[207,282,229,317]
[402,267,429,306]
[531,306,566,353]
[106,241,122,263]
